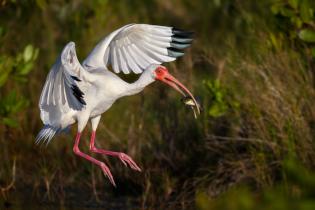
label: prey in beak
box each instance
[181,96,201,119]
[154,66,200,118]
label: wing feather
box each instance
[129,44,149,68]
[123,46,142,74]
[39,42,91,126]
[118,47,129,74]
[111,47,120,73]
[83,24,193,74]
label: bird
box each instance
[36,23,200,186]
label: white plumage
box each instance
[36,24,197,186]
[83,24,190,73]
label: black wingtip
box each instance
[167,47,185,58]
[170,40,191,49]
[172,27,194,38]
[167,47,184,53]
[71,85,86,105]
[171,26,194,43]
[171,36,193,44]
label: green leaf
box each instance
[15,53,23,63]
[300,0,313,22]
[11,99,28,113]
[279,7,295,18]
[270,33,280,49]
[2,117,18,127]
[289,0,299,9]
[311,47,315,58]
[291,16,303,28]
[214,0,221,7]
[0,71,9,87]
[0,90,28,115]
[298,29,315,43]
[271,4,281,15]
[23,44,34,62]
[36,0,47,10]
[209,103,227,117]
[0,56,13,87]
[18,62,33,75]
[33,48,39,60]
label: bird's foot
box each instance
[100,162,116,187]
[118,153,141,172]
[90,145,141,172]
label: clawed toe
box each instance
[100,163,116,187]
[118,153,142,172]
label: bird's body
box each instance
[36,24,199,186]
[39,66,154,135]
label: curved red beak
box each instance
[155,67,200,115]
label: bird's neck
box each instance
[124,73,155,96]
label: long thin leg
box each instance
[73,132,116,186]
[89,131,141,171]
[89,116,141,171]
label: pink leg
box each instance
[73,132,116,186]
[89,131,141,172]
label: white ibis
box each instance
[36,24,200,186]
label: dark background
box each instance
[1,0,315,209]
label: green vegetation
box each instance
[1,0,315,209]
[0,44,38,127]
[196,159,315,210]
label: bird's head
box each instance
[146,64,200,115]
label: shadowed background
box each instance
[1,0,315,209]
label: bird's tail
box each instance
[35,125,59,145]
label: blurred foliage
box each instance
[0,0,315,209]
[0,43,38,127]
[196,159,315,210]
[204,79,239,117]
[271,0,315,56]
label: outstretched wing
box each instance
[83,24,193,74]
[39,42,88,116]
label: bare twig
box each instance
[1,158,16,199]
[206,135,278,148]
